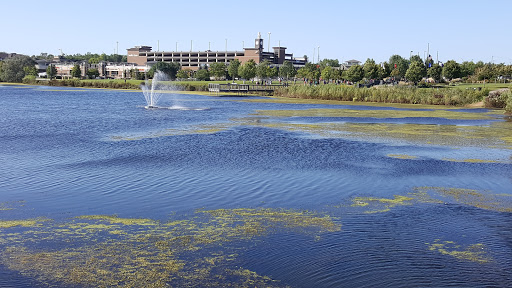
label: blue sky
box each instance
[2,0,511,64]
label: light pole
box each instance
[267,32,271,52]
[410,51,413,60]
[317,46,320,63]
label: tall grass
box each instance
[274,85,490,106]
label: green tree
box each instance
[377,65,387,79]
[475,64,495,81]
[409,55,423,64]
[46,64,57,79]
[405,61,427,83]
[321,66,340,81]
[442,60,461,80]
[389,55,408,79]
[0,55,36,82]
[209,62,227,80]
[319,59,340,69]
[344,65,364,82]
[71,64,81,78]
[148,62,180,80]
[279,60,296,80]
[296,63,320,81]
[381,62,392,78]
[23,65,38,77]
[176,69,190,79]
[227,59,241,80]
[195,69,210,81]
[238,60,256,80]
[256,60,272,79]
[427,63,443,82]
[86,68,100,79]
[363,58,379,80]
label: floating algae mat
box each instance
[254,108,498,120]
[426,239,491,263]
[0,208,340,287]
[349,186,512,214]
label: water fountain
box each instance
[140,70,209,111]
[141,70,170,109]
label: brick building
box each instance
[127,33,306,71]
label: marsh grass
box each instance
[275,85,490,106]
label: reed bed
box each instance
[274,85,490,106]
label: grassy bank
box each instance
[21,78,243,91]
[274,85,491,106]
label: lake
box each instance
[0,84,511,287]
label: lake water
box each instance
[0,85,511,287]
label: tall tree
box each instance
[409,55,423,64]
[71,64,81,78]
[363,58,379,80]
[227,59,241,80]
[319,59,340,69]
[86,68,99,79]
[46,64,57,79]
[279,60,296,80]
[427,63,443,82]
[388,55,408,79]
[442,60,461,80]
[344,65,364,82]
[256,60,272,79]
[381,62,392,78]
[176,69,190,79]
[238,60,257,80]
[195,69,210,81]
[148,62,180,80]
[296,63,320,81]
[0,55,35,82]
[209,62,227,80]
[405,61,427,83]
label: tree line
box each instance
[2,52,512,84]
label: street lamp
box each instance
[317,46,320,63]
[268,32,271,52]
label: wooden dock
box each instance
[208,83,287,96]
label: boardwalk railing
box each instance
[208,83,287,96]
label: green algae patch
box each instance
[242,96,468,110]
[0,207,339,287]
[254,108,496,120]
[0,218,49,229]
[76,215,157,226]
[427,239,491,263]
[349,187,512,214]
[254,121,512,150]
[198,208,341,233]
[422,187,512,213]
[387,154,418,160]
[442,158,500,163]
[351,195,414,213]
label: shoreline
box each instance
[0,81,505,111]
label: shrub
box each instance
[22,75,36,84]
[503,91,512,113]
[485,88,509,108]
